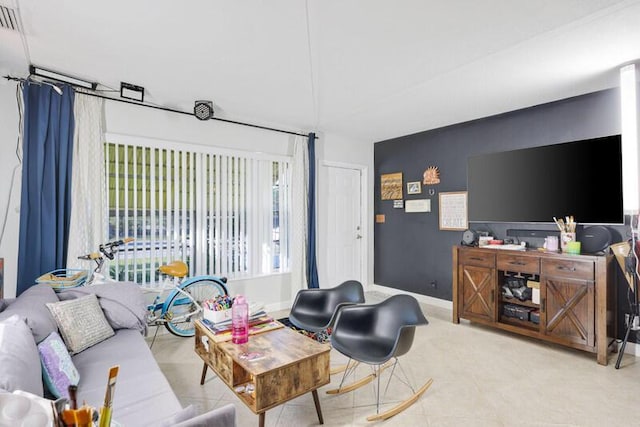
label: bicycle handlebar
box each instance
[100,237,134,260]
[78,238,134,261]
[102,237,135,249]
[77,252,101,261]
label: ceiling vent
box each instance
[0,5,19,31]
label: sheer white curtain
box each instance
[290,135,309,301]
[66,93,106,269]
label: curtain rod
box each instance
[3,75,313,139]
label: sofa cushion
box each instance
[0,314,44,396]
[0,285,59,343]
[158,404,197,427]
[57,282,147,333]
[173,404,236,427]
[46,294,115,354]
[38,331,80,399]
[72,329,182,426]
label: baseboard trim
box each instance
[265,301,292,313]
[621,339,640,357]
[369,284,453,310]
[274,285,452,319]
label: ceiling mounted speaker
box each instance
[194,100,214,120]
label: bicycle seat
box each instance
[158,260,189,278]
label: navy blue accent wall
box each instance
[374,88,629,302]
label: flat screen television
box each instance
[467,135,623,224]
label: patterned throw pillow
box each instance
[56,282,148,333]
[46,294,115,354]
[38,331,80,398]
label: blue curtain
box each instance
[307,132,319,288]
[17,83,75,295]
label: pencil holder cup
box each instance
[561,232,576,252]
[204,307,232,323]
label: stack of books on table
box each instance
[200,302,283,341]
[203,311,270,333]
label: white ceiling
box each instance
[1,0,640,142]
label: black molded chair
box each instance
[288,280,365,332]
[328,294,432,421]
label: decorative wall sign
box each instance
[375,214,386,223]
[405,199,431,213]
[439,191,468,230]
[393,200,404,209]
[423,166,440,185]
[381,172,403,200]
[406,181,421,195]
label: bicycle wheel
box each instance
[164,277,228,337]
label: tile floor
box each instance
[149,291,640,426]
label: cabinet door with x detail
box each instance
[541,258,595,349]
[458,249,497,323]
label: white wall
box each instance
[315,132,374,290]
[0,81,22,298]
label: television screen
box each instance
[467,135,623,224]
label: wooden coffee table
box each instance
[195,320,331,426]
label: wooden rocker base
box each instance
[366,377,433,421]
[325,361,393,395]
[330,361,358,376]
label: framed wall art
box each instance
[438,191,468,230]
[380,172,403,200]
[406,181,421,195]
[405,199,431,213]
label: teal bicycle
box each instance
[79,238,228,338]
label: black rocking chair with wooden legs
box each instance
[326,294,432,421]
[288,280,365,332]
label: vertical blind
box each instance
[105,140,291,285]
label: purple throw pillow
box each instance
[37,331,80,399]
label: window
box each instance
[105,139,291,284]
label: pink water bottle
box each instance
[232,295,249,344]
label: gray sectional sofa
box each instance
[0,283,235,427]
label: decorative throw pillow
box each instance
[38,331,80,398]
[46,294,115,354]
[0,284,59,343]
[0,315,44,396]
[57,282,148,333]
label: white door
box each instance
[325,165,363,287]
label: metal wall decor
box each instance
[423,166,440,185]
